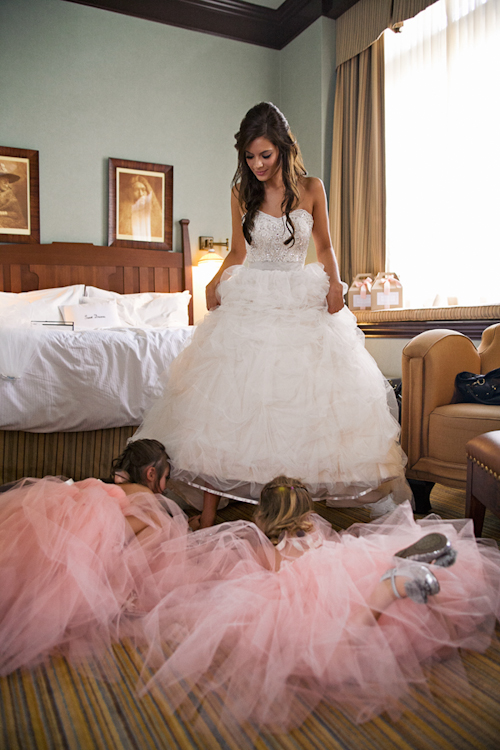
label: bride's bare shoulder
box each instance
[231,184,245,217]
[301,176,325,196]
[232,183,242,202]
[298,176,325,212]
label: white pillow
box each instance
[85,287,122,300]
[0,296,31,326]
[61,301,122,330]
[0,285,86,322]
[84,287,191,327]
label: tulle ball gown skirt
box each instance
[139,503,500,729]
[134,263,409,505]
[0,477,190,676]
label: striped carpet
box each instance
[1,485,499,750]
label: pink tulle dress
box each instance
[2,480,499,730]
[139,502,500,729]
[0,476,189,676]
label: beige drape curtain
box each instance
[330,0,439,285]
[336,0,439,68]
[329,35,385,284]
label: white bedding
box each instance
[0,326,194,432]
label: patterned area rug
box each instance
[1,484,499,750]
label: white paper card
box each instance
[353,294,371,308]
[377,292,400,306]
[62,302,121,329]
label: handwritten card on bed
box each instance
[61,301,121,329]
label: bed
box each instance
[0,220,194,484]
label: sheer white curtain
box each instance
[384,0,500,308]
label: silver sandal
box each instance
[395,532,457,568]
[380,560,440,604]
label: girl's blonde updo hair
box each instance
[254,476,314,545]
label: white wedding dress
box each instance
[134,209,410,506]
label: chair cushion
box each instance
[466,430,500,476]
[428,404,500,465]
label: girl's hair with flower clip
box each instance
[111,439,170,493]
[255,475,314,545]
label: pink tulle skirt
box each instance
[2,480,499,731]
[138,502,500,728]
[0,476,189,675]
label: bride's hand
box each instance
[206,281,220,311]
[326,281,345,314]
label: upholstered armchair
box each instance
[401,323,500,512]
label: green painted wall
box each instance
[280,21,324,180]
[0,0,280,252]
[279,17,336,264]
[0,0,337,316]
[280,16,336,190]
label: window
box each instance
[384,0,500,308]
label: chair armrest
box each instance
[401,329,480,466]
[479,323,500,373]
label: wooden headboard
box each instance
[0,218,194,324]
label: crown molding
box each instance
[65,0,358,49]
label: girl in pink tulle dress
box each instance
[140,477,500,729]
[0,439,190,676]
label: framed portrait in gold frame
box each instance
[108,158,173,251]
[0,146,40,244]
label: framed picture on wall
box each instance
[0,146,40,244]
[108,158,173,250]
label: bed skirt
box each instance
[0,427,137,484]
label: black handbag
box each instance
[453,368,500,405]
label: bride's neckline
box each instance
[257,208,313,220]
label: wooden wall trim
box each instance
[0,243,184,268]
[65,0,358,49]
[358,319,500,339]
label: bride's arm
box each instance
[206,189,247,311]
[310,179,345,314]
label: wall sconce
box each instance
[198,236,228,267]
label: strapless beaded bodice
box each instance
[245,209,314,268]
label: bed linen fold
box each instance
[0,327,193,432]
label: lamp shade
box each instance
[198,251,224,267]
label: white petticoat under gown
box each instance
[134,209,410,506]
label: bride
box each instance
[133,102,411,527]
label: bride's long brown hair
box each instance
[232,102,307,247]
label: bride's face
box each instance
[245,137,280,182]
